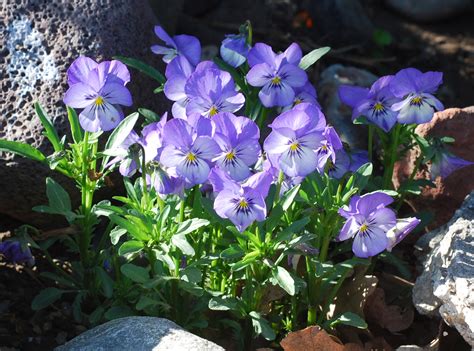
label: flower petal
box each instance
[174,34,201,66]
[278,64,307,88]
[352,226,388,258]
[259,81,295,107]
[67,56,98,85]
[246,63,273,87]
[78,104,101,132]
[279,145,318,177]
[357,192,394,216]
[101,82,132,106]
[247,43,276,68]
[63,83,97,108]
[338,85,370,108]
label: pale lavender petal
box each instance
[67,56,98,85]
[390,68,421,97]
[63,83,97,108]
[338,85,370,108]
[337,216,360,241]
[154,26,176,48]
[162,118,193,150]
[209,167,241,193]
[96,102,123,131]
[101,82,132,106]
[160,146,186,169]
[352,226,388,258]
[247,43,276,68]
[278,64,307,88]
[174,34,201,66]
[357,192,394,217]
[243,171,273,198]
[193,136,220,161]
[259,81,295,107]
[78,104,101,132]
[246,63,273,87]
[368,207,397,230]
[386,217,421,251]
[279,145,318,177]
[177,157,211,186]
[417,71,443,93]
[107,60,131,84]
[281,43,302,65]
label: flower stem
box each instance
[383,124,401,189]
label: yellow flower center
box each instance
[321,144,328,151]
[209,106,219,116]
[186,152,197,162]
[225,150,236,161]
[95,96,104,106]
[359,223,369,233]
[271,76,281,85]
[239,199,249,209]
[410,96,423,106]
[289,142,300,152]
[294,98,302,105]
[373,102,384,111]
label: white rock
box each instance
[413,191,474,346]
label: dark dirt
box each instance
[1,0,473,350]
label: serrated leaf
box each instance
[299,46,331,70]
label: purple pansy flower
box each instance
[212,112,261,181]
[246,43,308,107]
[0,240,35,266]
[185,61,245,118]
[386,217,421,251]
[283,82,321,111]
[220,34,250,68]
[106,130,141,176]
[164,56,195,119]
[348,149,369,172]
[160,118,220,187]
[339,75,399,132]
[151,26,201,66]
[64,57,133,132]
[264,103,326,177]
[430,150,473,180]
[390,68,444,124]
[209,167,273,232]
[147,163,184,197]
[338,192,397,258]
[316,126,343,172]
[328,150,351,179]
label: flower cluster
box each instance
[339,68,444,131]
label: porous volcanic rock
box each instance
[0,0,167,227]
[413,192,474,347]
[393,107,474,228]
[385,0,473,22]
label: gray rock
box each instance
[385,0,473,22]
[0,1,167,227]
[56,317,224,351]
[306,0,374,43]
[317,64,378,149]
[413,191,474,347]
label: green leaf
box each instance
[373,29,392,47]
[299,47,331,70]
[118,240,144,256]
[136,296,160,311]
[67,106,83,144]
[101,113,139,170]
[281,184,301,211]
[95,266,114,298]
[231,250,260,272]
[89,306,105,325]
[120,263,150,283]
[180,266,202,284]
[153,249,176,270]
[249,311,276,340]
[45,177,71,212]
[114,56,166,84]
[350,162,373,191]
[220,244,245,260]
[110,214,149,241]
[104,305,134,320]
[32,287,65,310]
[209,296,239,311]
[274,217,310,244]
[272,266,296,296]
[171,233,195,256]
[138,108,161,123]
[39,272,76,288]
[175,218,210,236]
[35,102,62,152]
[0,139,46,162]
[328,312,368,329]
[110,227,127,245]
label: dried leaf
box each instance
[281,326,345,351]
[364,288,414,333]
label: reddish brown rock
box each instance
[393,107,474,228]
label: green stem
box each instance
[179,200,185,223]
[257,107,269,133]
[273,170,285,207]
[396,155,423,211]
[305,257,317,325]
[319,235,331,262]
[368,125,374,162]
[383,124,401,189]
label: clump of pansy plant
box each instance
[1,21,472,347]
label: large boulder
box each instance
[317,64,378,149]
[55,317,224,351]
[0,0,166,227]
[393,107,474,228]
[385,0,473,22]
[413,192,474,347]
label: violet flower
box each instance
[146,163,184,197]
[246,43,307,107]
[390,68,444,124]
[164,55,195,119]
[185,61,245,118]
[0,240,35,266]
[327,150,351,179]
[283,82,321,111]
[430,150,473,180]
[339,75,399,132]
[264,103,326,177]
[386,217,421,251]
[209,167,273,232]
[151,26,201,66]
[160,118,220,186]
[338,192,397,258]
[220,34,250,68]
[64,57,132,132]
[316,126,343,172]
[348,149,369,172]
[212,112,261,181]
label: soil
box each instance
[1,1,473,350]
